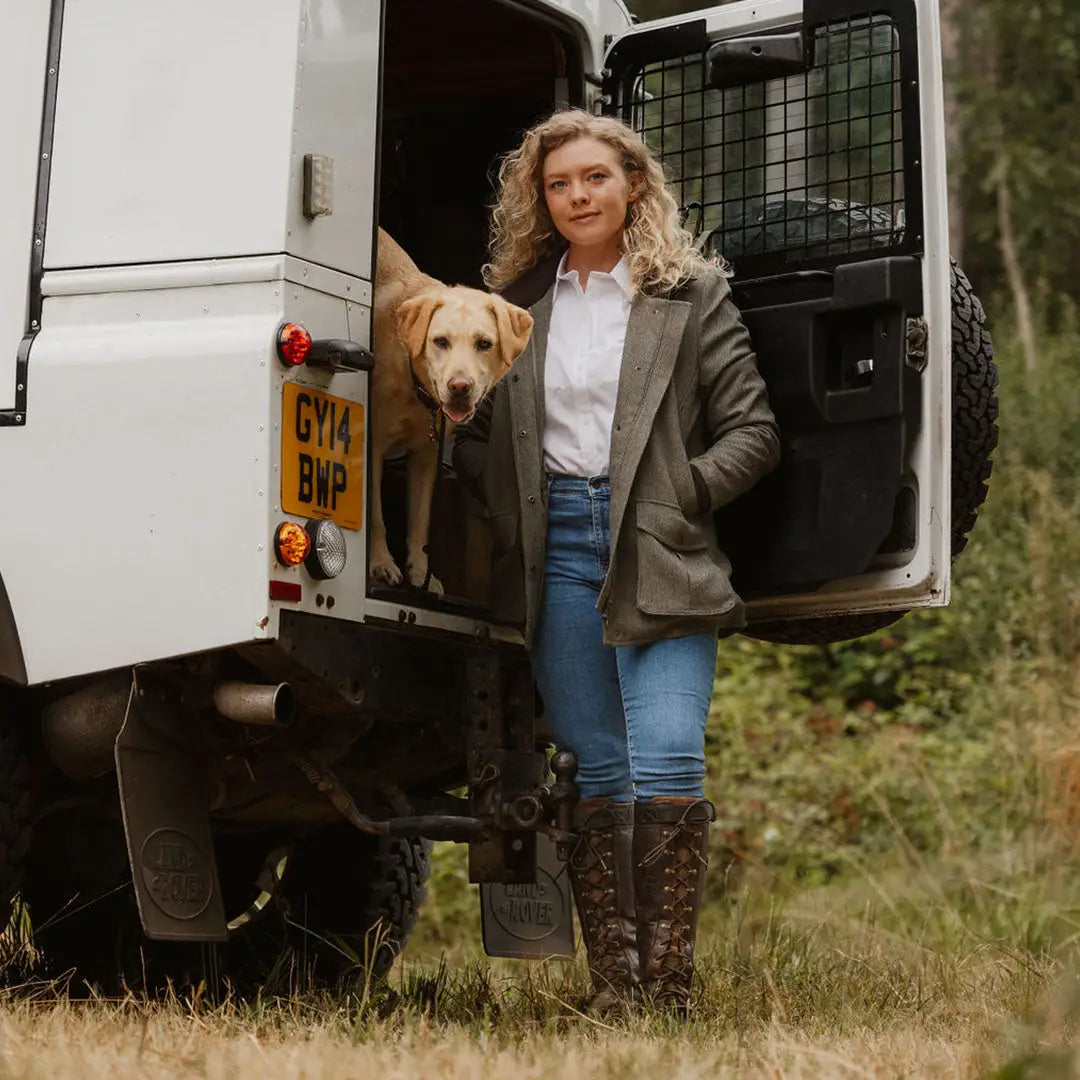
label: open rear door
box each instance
[604,0,951,622]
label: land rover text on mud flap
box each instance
[0,0,995,988]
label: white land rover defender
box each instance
[0,0,996,990]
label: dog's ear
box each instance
[488,294,534,374]
[395,292,443,359]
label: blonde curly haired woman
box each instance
[454,110,780,1013]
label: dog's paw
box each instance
[369,557,404,588]
[407,563,445,595]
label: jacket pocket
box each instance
[635,501,738,617]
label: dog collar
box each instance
[409,356,440,414]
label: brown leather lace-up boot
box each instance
[633,797,714,1013]
[566,797,639,1013]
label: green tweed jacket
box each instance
[452,259,780,648]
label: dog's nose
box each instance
[448,378,473,399]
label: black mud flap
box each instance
[114,668,227,942]
[480,830,575,959]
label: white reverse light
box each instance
[305,519,347,580]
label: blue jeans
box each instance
[530,475,718,802]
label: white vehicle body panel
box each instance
[0,5,51,412]
[6,273,276,684]
[45,0,379,280]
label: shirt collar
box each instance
[555,250,633,299]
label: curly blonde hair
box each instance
[484,109,721,296]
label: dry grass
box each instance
[1,852,1078,1080]
[0,1000,997,1080]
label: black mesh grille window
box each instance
[633,15,908,272]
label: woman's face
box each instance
[541,136,636,254]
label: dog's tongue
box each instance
[443,405,472,424]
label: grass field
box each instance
[4,817,1080,1077]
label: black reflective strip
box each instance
[1,0,66,427]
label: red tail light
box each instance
[277,323,312,367]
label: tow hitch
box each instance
[290,652,580,959]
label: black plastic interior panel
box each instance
[716,257,923,594]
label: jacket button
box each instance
[513,373,520,382]
[518,429,527,438]
[528,494,536,504]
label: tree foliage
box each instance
[954,0,1080,325]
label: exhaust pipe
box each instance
[213,681,295,727]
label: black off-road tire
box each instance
[275,824,432,984]
[211,824,432,993]
[25,817,431,997]
[746,261,999,646]
[23,811,139,995]
[0,719,34,934]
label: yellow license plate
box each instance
[281,382,365,530]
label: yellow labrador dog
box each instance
[371,229,533,593]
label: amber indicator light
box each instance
[274,522,312,566]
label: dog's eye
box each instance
[475,338,493,352]
[432,336,450,350]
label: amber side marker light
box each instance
[275,522,312,566]
[277,322,312,367]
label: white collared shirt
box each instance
[542,252,632,477]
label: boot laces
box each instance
[638,799,713,870]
